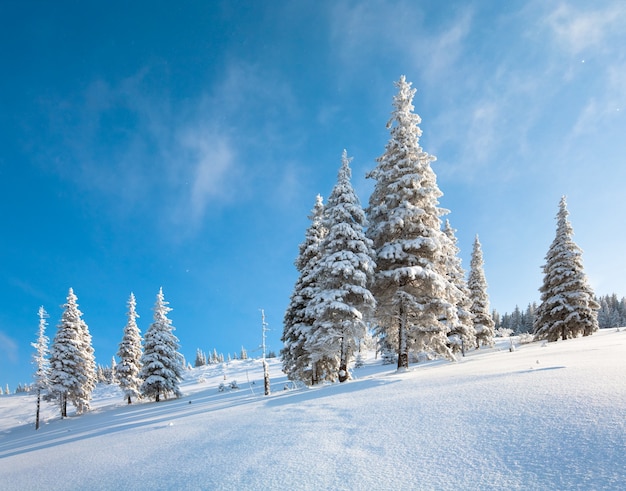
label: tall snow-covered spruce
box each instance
[282,194,327,384]
[116,293,143,404]
[533,197,599,341]
[468,235,495,348]
[366,76,460,369]
[140,288,183,402]
[305,150,376,383]
[32,306,50,429]
[48,289,96,416]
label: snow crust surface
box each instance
[1,329,625,490]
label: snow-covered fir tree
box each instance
[210,348,224,364]
[48,288,96,416]
[282,194,328,384]
[443,220,475,354]
[305,150,376,382]
[32,306,50,395]
[194,348,207,367]
[366,76,460,369]
[116,293,143,404]
[32,306,50,429]
[468,235,495,348]
[111,356,117,380]
[533,197,599,341]
[140,288,183,402]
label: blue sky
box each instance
[1,0,625,390]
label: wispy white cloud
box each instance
[176,127,236,225]
[545,2,626,56]
[328,1,473,90]
[0,331,18,363]
[37,58,305,234]
[570,61,626,137]
[407,8,474,87]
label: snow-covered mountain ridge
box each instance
[1,329,625,490]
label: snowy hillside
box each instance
[1,330,625,490]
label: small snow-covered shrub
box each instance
[229,380,239,390]
[518,333,534,344]
[495,327,514,338]
[381,349,397,365]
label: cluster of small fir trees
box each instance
[31,287,184,423]
[493,303,538,334]
[282,76,495,384]
[194,346,248,367]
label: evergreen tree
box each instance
[443,220,475,354]
[492,309,501,330]
[117,293,143,404]
[140,288,183,402]
[32,306,50,429]
[619,297,626,327]
[282,194,328,384]
[305,150,376,382]
[522,303,537,333]
[597,297,611,328]
[468,236,495,348]
[533,197,599,341]
[48,288,96,416]
[366,76,459,369]
[194,348,207,367]
[510,305,523,334]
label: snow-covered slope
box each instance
[1,330,625,490]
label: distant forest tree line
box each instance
[494,294,626,334]
[191,347,276,368]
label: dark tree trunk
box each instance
[35,389,41,430]
[61,393,67,418]
[338,361,349,382]
[339,337,349,382]
[263,360,271,395]
[397,303,409,370]
[127,395,132,404]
